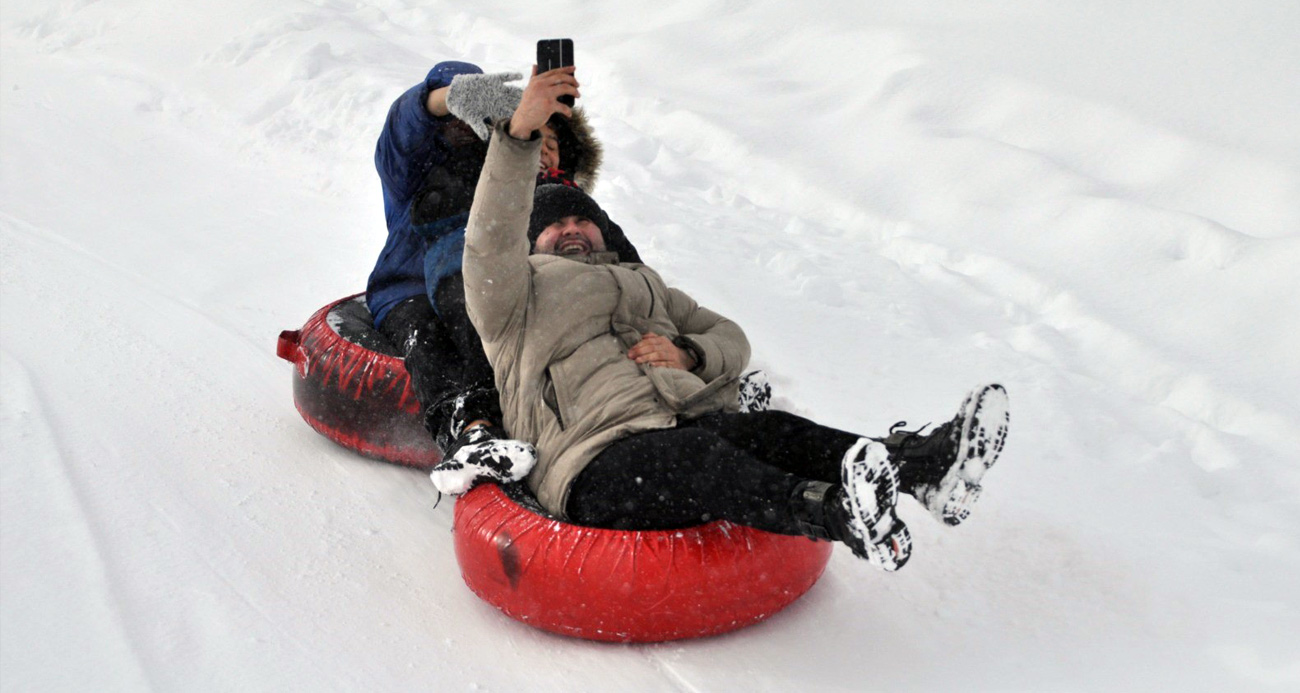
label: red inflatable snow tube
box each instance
[277,294,440,469]
[454,483,834,642]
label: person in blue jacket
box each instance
[366,60,641,476]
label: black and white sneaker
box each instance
[882,384,1010,526]
[429,424,536,496]
[839,438,912,571]
[737,370,772,413]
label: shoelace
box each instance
[885,420,934,451]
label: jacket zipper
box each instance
[640,272,656,317]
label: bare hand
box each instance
[628,332,696,371]
[508,66,579,139]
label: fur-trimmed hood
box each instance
[549,107,603,193]
[409,109,605,229]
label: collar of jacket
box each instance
[533,250,621,266]
[555,250,621,266]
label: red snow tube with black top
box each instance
[454,483,834,642]
[282,298,831,640]
[278,294,441,469]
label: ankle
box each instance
[788,480,838,541]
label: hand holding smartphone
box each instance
[536,39,575,107]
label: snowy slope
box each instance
[3,1,1298,690]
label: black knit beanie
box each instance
[527,184,610,247]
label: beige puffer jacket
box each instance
[463,121,750,517]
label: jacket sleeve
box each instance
[374,61,483,204]
[409,144,486,228]
[663,287,750,383]
[462,120,543,343]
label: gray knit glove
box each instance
[445,72,524,140]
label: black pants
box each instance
[376,273,499,443]
[566,411,862,535]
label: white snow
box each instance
[3,1,1298,690]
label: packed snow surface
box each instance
[3,1,1298,690]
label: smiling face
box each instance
[539,123,561,173]
[533,215,607,258]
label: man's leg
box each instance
[682,410,861,483]
[566,426,911,570]
[565,427,806,534]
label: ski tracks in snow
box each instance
[0,351,155,691]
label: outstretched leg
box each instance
[686,410,914,569]
[566,426,912,571]
[682,410,859,483]
[566,427,804,533]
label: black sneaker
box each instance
[881,384,1010,526]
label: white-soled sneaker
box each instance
[883,384,1010,526]
[429,425,536,496]
[838,438,911,571]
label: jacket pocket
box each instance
[543,367,565,431]
[646,367,738,418]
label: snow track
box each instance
[3,0,1298,690]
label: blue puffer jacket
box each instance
[365,61,484,328]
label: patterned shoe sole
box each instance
[864,516,912,572]
[926,384,1010,526]
[841,439,911,570]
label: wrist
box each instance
[673,337,703,372]
[426,86,451,117]
[506,117,537,140]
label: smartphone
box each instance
[536,38,575,107]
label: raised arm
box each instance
[461,124,540,342]
[462,66,581,342]
[375,61,483,203]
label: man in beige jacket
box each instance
[456,66,1011,571]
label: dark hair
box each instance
[546,113,587,180]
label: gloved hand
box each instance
[429,424,536,495]
[446,72,524,140]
